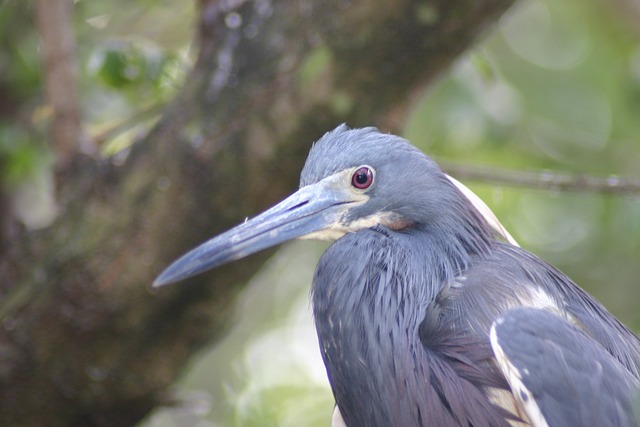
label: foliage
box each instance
[0,0,193,212]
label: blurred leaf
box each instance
[92,41,183,95]
[96,46,134,88]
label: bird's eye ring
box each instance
[352,166,374,190]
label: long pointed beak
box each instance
[153,179,360,287]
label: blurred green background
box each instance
[2,0,639,425]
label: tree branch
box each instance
[442,161,640,196]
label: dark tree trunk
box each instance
[35,0,84,168]
[0,1,514,425]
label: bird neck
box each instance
[312,222,493,426]
[411,205,495,282]
[431,185,497,248]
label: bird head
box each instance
[298,125,466,238]
[153,125,507,287]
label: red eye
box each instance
[352,166,374,189]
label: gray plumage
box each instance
[154,124,640,427]
[492,307,640,427]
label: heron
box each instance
[154,125,640,426]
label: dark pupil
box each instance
[352,167,372,189]
[355,171,368,185]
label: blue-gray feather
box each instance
[492,307,640,427]
[313,227,513,426]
